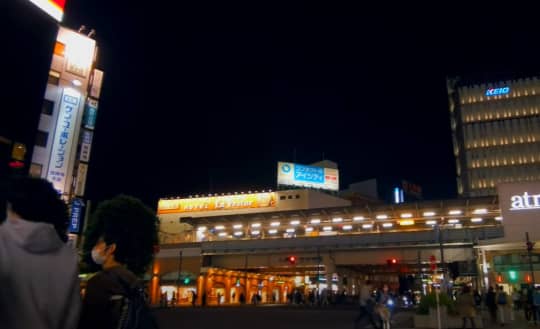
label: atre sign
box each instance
[498,182,540,242]
[510,192,540,211]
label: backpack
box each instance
[107,272,160,329]
[497,292,507,305]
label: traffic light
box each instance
[386,258,398,266]
[183,277,191,285]
[287,256,297,265]
[508,270,518,282]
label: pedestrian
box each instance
[496,285,509,326]
[191,290,198,307]
[486,286,497,324]
[354,280,380,329]
[202,292,207,306]
[0,177,81,329]
[78,195,159,329]
[456,285,476,329]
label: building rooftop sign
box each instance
[28,0,66,22]
[485,87,510,97]
[158,192,277,215]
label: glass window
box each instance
[35,130,48,147]
[41,99,54,115]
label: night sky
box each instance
[4,2,540,208]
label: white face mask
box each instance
[91,247,107,265]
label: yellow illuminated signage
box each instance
[158,192,277,214]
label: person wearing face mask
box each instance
[78,195,158,329]
[0,177,81,329]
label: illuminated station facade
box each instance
[148,161,540,306]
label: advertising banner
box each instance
[90,69,104,99]
[79,130,93,162]
[46,88,81,194]
[158,192,277,215]
[69,198,84,233]
[277,162,339,191]
[74,163,88,197]
[83,99,98,129]
[28,0,66,22]
[498,181,540,242]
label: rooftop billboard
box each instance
[277,161,339,191]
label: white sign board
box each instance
[277,162,339,191]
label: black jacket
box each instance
[79,266,139,329]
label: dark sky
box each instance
[4,2,540,208]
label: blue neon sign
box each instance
[485,87,510,96]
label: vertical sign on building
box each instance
[69,198,84,233]
[46,88,81,194]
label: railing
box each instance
[182,226,505,255]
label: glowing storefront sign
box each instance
[157,192,277,215]
[485,87,510,96]
[28,0,66,22]
[510,192,540,211]
[277,162,339,191]
[47,88,81,194]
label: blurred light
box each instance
[290,220,300,225]
[399,220,415,226]
[448,219,460,224]
[382,223,393,228]
[362,224,373,229]
[271,221,280,227]
[310,219,321,224]
[286,228,295,233]
[251,230,260,235]
[471,217,483,223]
[233,224,243,229]
[215,225,225,230]
[353,216,364,221]
[332,217,343,223]
[426,220,437,225]
[252,223,261,228]
[233,231,243,236]
[218,232,227,237]
[423,211,436,217]
[495,216,503,221]
[72,79,82,86]
[400,213,413,218]
[449,210,462,215]
[343,225,353,230]
[305,227,314,232]
[323,226,332,231]
[473,208,488,214]
[268,229,278,234]
[376,214,388,220]
[197,226,207,232]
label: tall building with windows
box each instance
[448,77,540,197]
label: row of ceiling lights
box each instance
[198,216,503,236]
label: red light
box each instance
[391,258,397,264]
[526,275,532,283]
[8,160,24,169]
[287,256,297,264]
[496,274,503,283]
